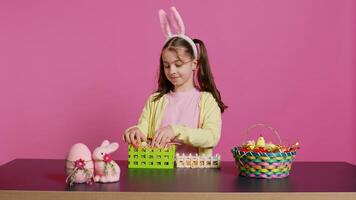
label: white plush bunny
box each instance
[92,140,120,183]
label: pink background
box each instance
[0,0,355,165]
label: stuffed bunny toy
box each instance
[92,140,120,183]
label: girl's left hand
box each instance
[151,125,175,148]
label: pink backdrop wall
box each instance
[0,0,355,165]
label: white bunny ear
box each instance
[101,140,110,147]
[170,6,185,35]
[106,142,119,153]
[159,9,172,38]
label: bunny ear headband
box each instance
[158,6,198,59]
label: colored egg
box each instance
[65,143,94,184]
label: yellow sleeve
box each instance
[170,94,222,148]
[125,95,153,137]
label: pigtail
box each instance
[193,39,228,113]
[153,56,174,101]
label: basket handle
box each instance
[242,123,282,145]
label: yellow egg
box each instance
[265,142,276,151]
[256,135,266,147]
[141,142,148,147]
[247,144,255,150]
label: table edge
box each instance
[1,190,356,200]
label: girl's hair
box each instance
[153,37,228,113]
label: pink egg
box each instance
[65,143,94,184]
[67,143,92,161]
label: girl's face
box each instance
[161,48,197,91]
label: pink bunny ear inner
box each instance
[101,140,109,147]
[159,9,172,38]
[170,6,185,35]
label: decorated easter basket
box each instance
[128,144,176,169]
[231,124,299,179]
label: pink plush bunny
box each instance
[92,140,120,183]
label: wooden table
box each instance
[0,159,355,200]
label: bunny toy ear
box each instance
[159,9,172,38]
[105,143,119,153]
[101,140,110,147]
[170,6,185,35]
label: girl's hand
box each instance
[151,125,175,149]
[123,127,147,145]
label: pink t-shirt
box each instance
[160,88,201,154]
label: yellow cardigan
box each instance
[128,91,222,155]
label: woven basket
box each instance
[231,124,297,179]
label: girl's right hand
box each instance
[123,127,147,145]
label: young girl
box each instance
[123,7,227,156]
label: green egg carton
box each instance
[128,144,176,169]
